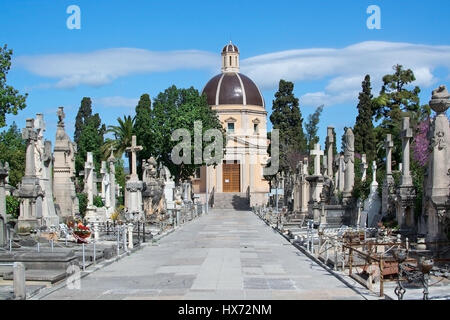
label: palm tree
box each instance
[101,115,135,170]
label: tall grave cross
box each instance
[310,143,324,176]
[400,117,413,186]
[384,134,394,177]
[126,135,143,179]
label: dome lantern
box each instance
[221,41,239,73]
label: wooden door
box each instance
[222,161,240,192]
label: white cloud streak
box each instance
[14,41,450,107]
[15,48,218,88]
[241,41,450,106]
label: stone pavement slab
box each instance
[40,209,365,300]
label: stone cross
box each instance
[360,154,368,182]
[108,146,116,212]
[326,127,334,178]
[400,117,413,186]
[22,119,38,177]
[384,134,393,176]
[126,135,143,180]
[310,143,324,176]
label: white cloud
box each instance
[94,96,139,108]
[15,48,218,88]
[14,41,450,108]
[241,41,450,107]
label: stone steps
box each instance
[212,193,250,210]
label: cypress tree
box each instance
[134,93,153,174]
[305,104,324,152]
[269,80,307,174]
[353,75,376,162]
[74,97,106,177]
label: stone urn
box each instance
[416,237,427,250]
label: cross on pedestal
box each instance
[126,135,143,179]
[310,143,324,176]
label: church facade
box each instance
[192,42,270,206]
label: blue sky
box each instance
[1,0,450,151]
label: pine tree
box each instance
[353,75,376,162]
[269,80,307,174]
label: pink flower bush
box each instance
[413,118,430,167]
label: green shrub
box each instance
[93,195,104,208]
[6,195,19,218]
[77,193,87,217]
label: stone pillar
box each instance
[13,262,26,300]
[396,117,416,229]
[338,155,345,192]
[342,128,355,203]
[84,152,98,222]
[125,136,144,220]
[53,107,79,219]
[128,223,134,249]
[400,117,413,186]
[366,161,381,227]
[424,85,450,242]
[326,127,334,178]
[382,134,395,216]
[360,154,368,182]
[108,148,117,216]
[34,114,59,227]
[0,162,8,246]
[17,119,43,230]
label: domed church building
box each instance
[192,42,270,207]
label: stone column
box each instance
[128,223,134,249]
[360,154,368,182]
[0,162,8,222]
[382,134,395,216]
[53,107,79,218]
[342,128,355,203]
[424,85,450,242]
[108,148,117,215]
[0,162,8,246]
[326,127,334,178]
[338,155,345,192]
[400,117,413,186]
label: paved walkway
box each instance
[42,209,364,300]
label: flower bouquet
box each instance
[73,222,91,243]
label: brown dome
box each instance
[222,43,239,53]
[202,72,265,107]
